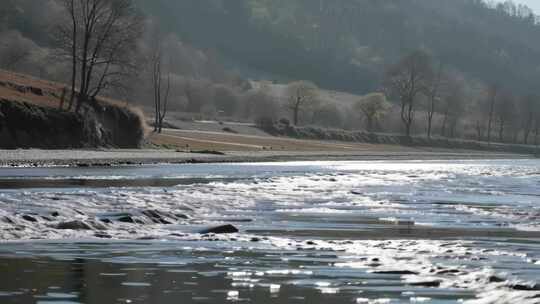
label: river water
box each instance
[0,160,540,304]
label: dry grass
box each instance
[149,129,419,152]
[0,69,64,107]
[0,69,149,131]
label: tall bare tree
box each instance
[535,118,540,146]
[424,63,443,138]
[486,84,499,145]
[286,81,318,126]
[440,76,464,137]
[495,92,516,143]
[520,95,537,144]
[150,41,171,133]
[384,50,433,137]
[56,0,142,112]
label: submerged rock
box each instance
[94,232,112,239]
[198,224,239,234]
[409,280,441,287]
[22,215,38,222]
[141,209,174,224]
[373,270,419,275]
[117,216,134,223]
[509,283,540,291]
[2,216,15,224]
[56,220,93,230]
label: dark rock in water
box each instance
[22,215,38,222]
[488,276,505,283]
[510,284,540,291]
[437,269,460,275]
[141,209,174,224]
[51,211,60,217]
[56,220,93,230]
[2,216,14,224]
[94,232,112,239]
[174,213,189,219]
[409,280,441,287]
[142,209,162,219]
[41,216,53,222]
[117,216,134,223]
[169,233,187,237]
[374,270,419,275]
[73,209,86,216]
[366,263,382,267]
[250,237,261,242]
[100,218,112,224]
[137,236,157,240]
[198,224,239,234]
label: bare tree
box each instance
[55,0,142,112]
[486,84,499,145]
[150,41,170,133]
[440,77,464,137]
[424,63,444,138]
[495,91,516,143]
[535,118,540,146]
[520,95,537,144]
[286,81,318,126]
[356,93,389,132]
[384,50,433,137]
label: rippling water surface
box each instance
[1,159,540,304]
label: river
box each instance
[0,160,539,303]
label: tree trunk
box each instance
[67,1,78,111]
[498,119,505,143]
[293,105,300,126]
[487,88,497,145]
[450,120,457,138]
[441,109,449,137]
[427,114,433,139]
[535,123,539,146]
[59,87,66,110]
[401,99,414,137]
[523,114,533,144]
[366,115,374,132]
[405,122,411,138]
[475,120,483,141]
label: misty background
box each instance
[1,0,540,145]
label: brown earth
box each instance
[0,70,146,149]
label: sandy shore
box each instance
[0,149,530,167]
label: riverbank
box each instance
[0,70,146,149]
[0,148,530,167]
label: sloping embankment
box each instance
[0,71,145,149]
[0,99,144,149]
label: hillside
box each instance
[140,0,540,94]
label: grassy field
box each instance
[149,127,470,154]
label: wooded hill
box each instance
[140,0,540,94]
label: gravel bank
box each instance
[0,149,530,167]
